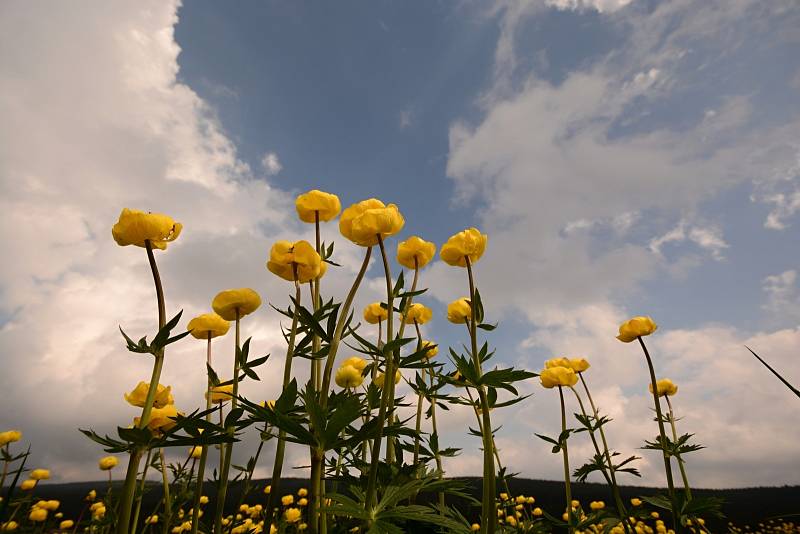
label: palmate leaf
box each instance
[681,495,725,519]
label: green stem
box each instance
[637,337,680,531]
[118,240,167,534]
[665,395,693,501]
[159,450,171,534]
[426,366,445,510]
[130,447,154,534]
[213,310,241,534]
[558,386,573,534]
[465,258,495,534]
[268,280,302,520]
[412,320,424,471]
[190,335,214,534]
[578,375,632,534]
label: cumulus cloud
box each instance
[762,270,800,325]
[649,220,729,261]
[260,152,283,176]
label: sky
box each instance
[1,0,799,489]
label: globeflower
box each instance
[421,340,438,359]
[124,382,174,409]
[396,236,436,270]
[616,316,657,343]
[339,198,404,246]
[545,357,590,373]
[135,405,181,432]
[539,366,578,389]
[341,356,367,371]
[403,303,432,325]
[440,228,487,267]
[187,313,230,340]
[363,302,388,324]
[20,480,36,491]
[0,430,22,446]
[28,509,47,522]
[1,522,18,531]
[284,508,302,523]
[189,446,202,459]
[649,378,678,397]
[295,190,341,223]
[207,384,234,404]
[446,298,471,324]
[59,520,74,529]
[30,469,50,481]
[111,208,182,250]
[211,288,262,321]
[374,370,401,388]
[335,365,364,389]
[98,456,118,471]
[266,240,322,283]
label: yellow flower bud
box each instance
[335,365,364,389]
[60,520,74,529]
[421,340,438,360]
[339,199,404,246]
[0,431,22,446]
[1,521,19,531]
[30,469,50,481]
[206,384,234,404]
[396,236,436,270]
[189,446,202,459]
[187,313,230,340]
[533,507,543,516]
[440,228,487,267]
[29,508,48,522]
[98,456,118,471]
[363,302,388,324]
[266,240,322,283]
[649,379,678,397]
[447,298,471,324]
[20,479,37,491]
[470,524,480,532]
[124,382,174,409]
[297,488,308,497]
[295,190,341,223]
[539,366,578,389]
[212,288,262,321]
[298,498,308,507]
[617,316,657,343]
[85,490,96,501]
[374,370,401,389]
[281,495,294,506]
[111,209,182,250]
[403,303,432,325]
[590,501,605,510]
[630,498,642,506]
[199,496,209,505]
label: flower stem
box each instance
[130,447,154,534]
[159,449,171,534]
[426,366,445,510]
[412,321,425,472]
[637,337,680,530]
[189,335,214,534]
[558,386,573,534]
[465,258,495,534]
[665,395,692,501]
[118,241,167,534]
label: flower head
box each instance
[212,288,262,321]
[189,446,203,459]
[284,508,302,524]
[135,405,181,432]
[649,378,678,397]
[447,298,472,324]
[60,520,74,530]
[363,302,388,324]
[112,209,182,250]
[403,303,432,325]
[545,357,590,373]
[590,501,605,511]
[266,240,322,283]
[617,316,657,343]
[98,456,118,471]
[187,313,230,340]
[124,382,174,409]
[20,479,37,491]
[207,384,234,404]
[28,509,47,522]
[0,430,22,447]
[341,356,367,371]
[440,228,487,267]
[295,190,341,223]
[421,340,438,360]
[1,522,18,531]
[339,199,404,246]
[397,236,436,270]
[281,495,294,506]
[539,366,578,389]
[335,365,364,389]
[374,370,401,389]
[30,469,50,481]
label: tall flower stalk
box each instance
[664,388,692,501]
[558,385,573,534]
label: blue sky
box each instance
[1,0,799,487]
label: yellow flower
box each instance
[264,485,272,494]
[266,240,322,283]
[471,525,480,532]
[617,316,657,343]
[446,298,471,324]
[526,497,535,504]
[39,500,60,511]
[341,357,367,371]
[396,236,436,270]
[20,479,37,491]
[212,288,262,321]
[649,378,678,397]
[335,365,364,389]
[440,228,487,267]
[590,501,605,510]
[298,498,308,507]
[207,384,234,404]
[281,495,294,506]
[363,302,388,324]
[135,405,181,432]
[187,313,230,340]
[60,520,74,529]
[85,490,96,501]
[189,446,202,459]
[124,382,174,409]
[295,190,341,223]
[0,431,22,446]
[112,208,182,250]
[30,469,50,481]
[146,515,159,524]
[1,522,18,531]
[199,495,209,505]
[403,303,432,325]
[297,488,308,497]
[421,340,438,360]
[269,525,277,534]
[630,498,642,507]
[29,509,47,522]
[339,199,404,246]
[505,516,517,527]
[261,400,276,410]
[533,507,543,516]
[98,456,118,471]
[374,370,401,388]
[545,357,590,373]
[544,357,571,369]
[284,508,302,523]
[539,366,578,388]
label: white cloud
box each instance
[399,108,413,129]
[260,152,283,176]
[648,220,729,261]
[762,270,800,324]
[544,0,634,13]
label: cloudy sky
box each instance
[1,0,799,489]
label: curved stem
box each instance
[665,395,692,501]
[637,337,680,530]
[559,386,573,534]
[190,336,214,534]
